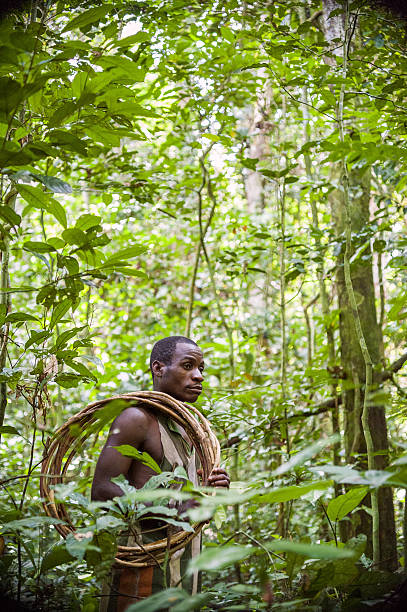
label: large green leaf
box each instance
[65,531,96,561]
[0,205,21,226]
[257,480,331,503]
[46,198,68,228]
[126,589,199,612]
[62,228,87,246]
[6,312,40,323]
[23,241,56,253]
[62,5,111,33]
[0,425,22,436]
[0,77,24,113]
[47,130,87,155]
[75,214,101,231]
[273,435,340,476]
[267,540,355,560]
[40,543,75,573]
[114,445,162,474]
[103,245,148,264]
[112,268,148,279]
[30,174,72,194]
[2,517,66,531]
[17,184,49,208]
[188,545,255,573]
[50,299,72,329]
[327,487,369,522]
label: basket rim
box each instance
[40,390,220,567]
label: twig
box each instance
[185,142,216,336]
[197,162,235,380]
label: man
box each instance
[92,336,229,610]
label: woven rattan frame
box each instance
[40,391,220,567]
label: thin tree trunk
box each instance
[322,0,397,568]
[0,188,17,439]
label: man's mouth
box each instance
[187,386,202,393]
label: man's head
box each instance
[150,336,204,403]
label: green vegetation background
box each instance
[1,0,407,610]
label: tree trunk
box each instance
[322,0,397,569]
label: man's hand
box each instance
[206,467,230,489]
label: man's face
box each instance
[153,342,204,403]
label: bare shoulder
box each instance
[109,405,156,440]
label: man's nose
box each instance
[192,367,204,381]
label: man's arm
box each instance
[91,407,152,502]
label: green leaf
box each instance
[17,184,49,208]
[65,531,95,561]
[257,480,331,503]
[86,531,117,581]
[116,32,151,47]
[168,593,211,612]
[114,445,162,474]
[214,505,226,529]
[54,373,83,388]
[23,241,56,254]
[94,57,147,83]
[47,198,67,228]
[125,589,192,612]
[327,487,369,522]
[241,158,258,170]
[202,133,220,142]
[54,326,86,350]
[47,237,65,249]
[85,126,122,147]
[65,359,98,382]
[220,26,235,43]
[2,517,66,531]
[0,367,23,384]
[62,5,111,33]
[189,545,255,573]
[30,174,72,194]
[0,205,21,226]
[0,425,22,436]
[75,214,101,231]
[48,130,87,155]
[40,543,75,573]
[273,435,340,476]
[103,245,148,264]
[267,540,356,560]
[0,77,24,114]
[62,228,86,246]
[0,304,5,326]
[5,312,40,323]
[49,101,77,127]
[61,255,79,274]
[108,102,156,117]
[114,484,191,504]
[112,268,148,279]
[50,298,72,329]
[151,516,194,532]
[95,515,125,531]
[25,330,50,349]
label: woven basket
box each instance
[40,391,220,567]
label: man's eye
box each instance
[184,363,192,369]
[199,367,204,373]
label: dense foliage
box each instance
[1,0,407,610]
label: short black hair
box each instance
[149,336,198,377]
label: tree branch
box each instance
[383,352,407,379]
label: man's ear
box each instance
[152,360,164,378]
